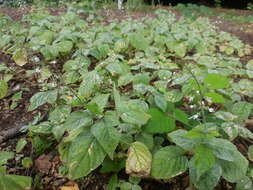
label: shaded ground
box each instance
[0,5,253,190]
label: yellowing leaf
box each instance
[13,49,27,66]
[60,181,79,190]
[126,142,152,177]
[0,80,8,99]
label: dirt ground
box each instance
[0,6,253,190]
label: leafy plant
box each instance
[0,7,252,190]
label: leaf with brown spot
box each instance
[126,142,152,177]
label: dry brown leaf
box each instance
[60,181,79,190]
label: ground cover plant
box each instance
[0,5,253,190]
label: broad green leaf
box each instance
[118,73,133,86]
[151,146,188,179]
[164,90,183,103]
[87,94,109,114]
[62,111,93,132]
[57,40,73,53]
[236,176,253,190]
[0,80,8,99]
[193,144,215,179]
[106,62,129,76]
[16,138,27,153]
[13,49,27,66]
[0,174,32,190]
[59,129,106,180]
[121,106,151,126]
[22,157,33,168]
[168,130,196,150]
[154,94,167,112]
[28,90,58,111]
[91,122,120,159]
[29,122,53,135]
[217,151,248,183]
[0,152,14,165]
[246,60,253,78]
[49,105,71,124]
[78,71,102,98]
[190,162,222,190]
[205,92,225,103]
[136,133,154,150]
[173,109,189,125]
[204,74,229,89]
[38,30,54,45]
[126,142,152,177]
[144,108,175,134]
[232,102,252,121]
[248,145,253,162]
[100,158,125,173]
[129,33,150,51]
[108,174,118,190]
[207,138,238,162]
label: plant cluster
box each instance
[0,8,253,190]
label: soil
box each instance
[0,5,253,190]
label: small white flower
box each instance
[188,96,194,102]
[208,108,215,113]
[35,67,41,73]
[196,90,200,94]
[189,113,199,120]
[50,60,57,64]
[201,101,205,105]
[189,105,195,109]
[33,57,40,63]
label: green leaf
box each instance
[59,129,106,180]
[88,94,109,114]
[129,33,150,51]
[62,110,93,132]
[49,105,71,124]
[168,130,196,150]
[28,90,58,111]
[164,90,183,103]
[106,62,129,76]
[126,142,152,177]
[136,133,154,150]
[193,144,215,179]
[248,145,253,162]
[57,40,73,53]
[91,122,120,159]
[236,176,253,190]
[100,158,125,173]
[16,138,27,153]
[22,157,33,168]
[246,60,253,78]
[13,49,27,66]
[207,138,238,162]
[108,174,118,190]
[38,30,54,45]
[0,80,8,99]
[144,108,175,134]
[120,106,151,126]
[0,174,32,190]
[205,92,225,103]
[173,109,189,125]
[232,102,252,121]
[154,94,167,112]
[190,162,222,190]
[217,151,248,183]
[118,73,133,86]
[151,146,188,179]
[0,152,14,165]
[78,71,102,99]
[204,74,229,89]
